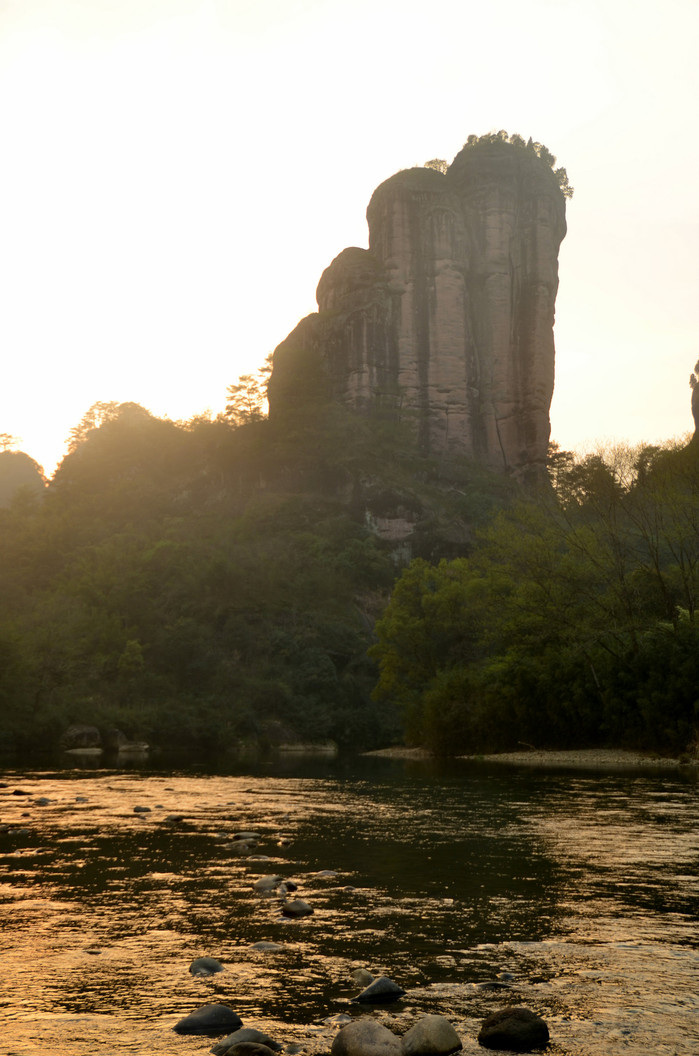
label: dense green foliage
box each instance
[0,401,406,756]
[3,377,697,762]
[371,441,699,756]
[0,451,45,508]
[463,130,574,198]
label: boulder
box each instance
[352,975,406,1004]
[281,898,313,918]
[350,968,374,987]
[478,1007,549,1052]
[252,875,283,893]
[211,1028,282,1055]
[402,1014,462,1056]
[173,1003,243,1035]
[59,724,102,751]
[103,727,130,750]
[219,1044,278,1056]
[331,1020,403,1056]
[190,956,224,976]
[222,840,256,855]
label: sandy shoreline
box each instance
[365,746,697,769]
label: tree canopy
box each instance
[371,439,699,756]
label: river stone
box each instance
[352,975,406,1003]
[173,1003,243,1035]
[223,840,255,855]
[190,956,224,976]
[478,1007,549,1052]
[253,874,283,892]
[402,1014,462,1055]
[350,968,374,987]
[211,1028,282,1055]
[219,1044,278,1056]
[250,941,283,952]
[330,1020,403,1056]
[281,898,313,918]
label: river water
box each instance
[0,754,696,1056]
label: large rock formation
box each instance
[268,136,568,478]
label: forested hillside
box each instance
[372,441,699,758]
[1,395,697,760]
[0,388,519,757]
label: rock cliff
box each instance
[268,136,568,478]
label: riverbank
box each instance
[365,746,698,769]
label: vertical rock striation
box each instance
[268,137,568,478]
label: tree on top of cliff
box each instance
[462,131,574,198]
[224,353,273,428]
[424,158,448,174]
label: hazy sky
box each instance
[1,0,697,475]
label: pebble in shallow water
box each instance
[352,976,406,1004]
[252,874,284,893]
[211,1027,283,1055]
[281,898,313,918]
[189,956,224,976]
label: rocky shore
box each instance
[365,747,697,769]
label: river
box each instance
[0,754,696,1055]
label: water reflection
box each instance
[0,757,696,1055]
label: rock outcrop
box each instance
[268,136,568,479]
[690,360,699,440]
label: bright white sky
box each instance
[1,0,697,475]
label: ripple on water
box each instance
[0,763,697,1056]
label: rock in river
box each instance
[218,1044,278,1056]
[190,956,224,976]
[252,874,283,893]
[402,1014,462,1055]
[352,975,406,1003]
[281,898,313,918]
[173,1003,242,1035]
[211,1027,282,1055]
[331,1019,403,1056]
[478,1007,549,1052]
[350,968,374,987]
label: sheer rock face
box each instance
[268,141,567,477]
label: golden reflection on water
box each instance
[0,763,697,1056]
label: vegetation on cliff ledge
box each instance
[461,130,574,198]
